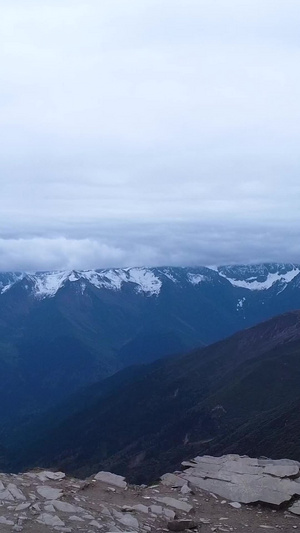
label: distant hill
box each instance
[15,310,300,484]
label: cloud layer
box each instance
[1,1,300,270]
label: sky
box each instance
[0,0,300,271]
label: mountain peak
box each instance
[0,263,300,299]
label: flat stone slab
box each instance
[94,471,127,488]
[289,500,300,515]
[37,470,66,481]
[132,503,149,513]
[118,513,139,529]
[155,496,193,513]
[161,473,186,487]
[7,483,26,500]
[181,454,300,506]
[50,500,86,513]
[0,517,14,525]
[0,488,14,501]
[37,485,63,500]
[37,513,65,527]
[263,464,299,477]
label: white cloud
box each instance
[0,238,125,271]
[0,1,299,269]
[1,221,300,272]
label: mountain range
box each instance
[1,262,300,478]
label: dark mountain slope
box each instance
[2,263,300,445]
[15,310,300,483]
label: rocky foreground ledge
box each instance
[0,455,300,532]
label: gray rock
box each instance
[0,488,15,501]
[259,458,300,467]
[181,483,192,495]
[32,503,41,512]
[182,454,300,505]
[194,455,233,465]
[132,504,149,513]
[161,473,186,487]
[0,517,14,525]
[51,499,86,513]
[37,485,63,500]
[121,505,135,512]
[44,504,56,512]
[37,470,65,481]
[99,504,111,516]
[264,464,299,477]
[94,471,127,488]
[185,474,281,505]
[181,461,198,467]
[229,501,242,508]
[37,513,65,527]
[15,502,31,511]
[90,519,102,528]
[118,513,139,529]
[150,504,163,514]
[155,497,193,513]
[7,483,26,501]
[164,508,176,519]
[83,512,96,519]
[289,500,300,515]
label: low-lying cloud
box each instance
[1,220,300,272]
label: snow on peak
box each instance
[1,264,300,298]
[187,273,206,285]
[80,270,125,291]
[219,266,300,291]
[31,268,162,298]
[159,269,178,283]
[0,273,24,294]
[33,271,71,298]
[77,268,161,295]
[126,268,162,295]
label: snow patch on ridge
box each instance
[80,268,162,295]
[0,273,24,294]
[161,269,178,283]
[220,268,300,291]
[187,273,206,285]
[237,297,246,309]
[33,272,70,298]
[125,268,162,295]
[79,270,124,291]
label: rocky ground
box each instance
[0,456,299,532]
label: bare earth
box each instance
[0,467,298,533]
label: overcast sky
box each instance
[1,0,300,270]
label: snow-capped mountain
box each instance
[1,262,300,442]
[218,263,300,291]
[1,263,300,299]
